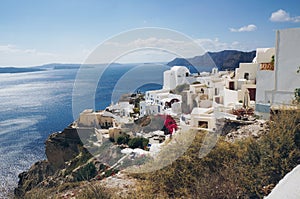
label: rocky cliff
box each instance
[14,127,94,197]
[45,128,83,169]
[14,126,137,198]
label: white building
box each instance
[255,48,276,117]
[190,107,215,130]
[77,109,115,128]
[223,61,258,108]
[163,66,190,90]
[140,89,182,117]
[140,66,192,117]
[139,101,160,116]
[256,28,300,118]
[273,28,300,105]
[178,67,228,114]
[78,109,100,127]
[107,102,134,118]
[183,83,212,112]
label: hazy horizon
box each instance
[1,1,300,66]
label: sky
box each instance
[1,0,300,66]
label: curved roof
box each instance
[171,66,190,73]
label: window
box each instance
[186,72,189,77]
[244,73,249,80]
[215,88,218,95]
[198,121,208,128]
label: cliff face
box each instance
[14,160,54,197]
[14,127,91,198]
[167,50,256,71]
[45,128,83,169]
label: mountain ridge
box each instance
[167,50,256,71]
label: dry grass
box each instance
[128,109,300,198]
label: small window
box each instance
[186,72,189,77]
[244,73,249,80]
[215,88,218,95]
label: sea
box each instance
[0,63,211,197]
[0,63,167,197]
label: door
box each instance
[248,88,256,101]
[229,82,234,90]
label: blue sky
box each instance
[1,0,300,66]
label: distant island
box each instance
[0,63,122,74]
[0,64,81,74]
[0,67,45,73]
[167,50,256,71]
[38,63,81,70]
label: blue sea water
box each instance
[0,63,167,196]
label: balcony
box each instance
[260,63,274,71]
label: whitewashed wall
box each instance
[273,28,300,104]
[256,69,275,104]
[224,88,238,107]
[235,63,258,81]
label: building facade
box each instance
[256,28,300,118]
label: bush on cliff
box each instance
[116,134,130,145]
[128,137,149,149]
[74,162,97,181]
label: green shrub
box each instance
[133,107,140,114]
[128,137,149,149]
[74,162,97,181]
[116,134,130,145]
[295,88,300,103]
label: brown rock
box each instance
[15,127,88,198]
[45,128,83,169]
